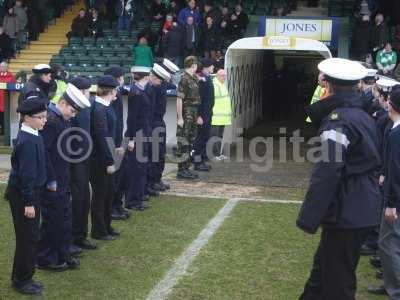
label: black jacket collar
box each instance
[306,91,365,129]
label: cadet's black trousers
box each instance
[299,227,370,300]
[71,160,91,241]
[90,160,114,237]
[193,116,212,164]
[6,186,40,287]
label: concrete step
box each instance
[30,40,68,45]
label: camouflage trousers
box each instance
[176,109,198,171]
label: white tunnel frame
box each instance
[223,37,332,145]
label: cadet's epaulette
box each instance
[329,112,340,121]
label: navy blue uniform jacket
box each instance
[297,91,381,234]
[91,97,116,168]
[40,104,71,191]
[8,129,46,206]
[384,124,400,210]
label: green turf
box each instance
[0,193,225,299]
[169,202,384,300]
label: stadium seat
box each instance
[102,46,116,57]
[86,46,102,57]
[71,45,87,55]
[95,37,108,46]
[79,55,94,67]
[120,37,136,47]
[64,56,79,66]
[118,30,130,37]
[59,47,74,56]
[103,29,115,37]
[115,47,130,57]
[69,37,82,46]
[108,57,122,66]
[83,37,96,46]
[50,55,65,65]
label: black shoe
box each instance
[13,282,43,295]
[111,208,128,220]
[367,286,387,295]
[194,163,211,172]
[376,270,384,280]
[132,203,149,211]
[147,187,160,197]
[370,255,382,268]
[177,169,197,180]
[74,238,98,250]
[36,262,68,272]
[160,180,170,190]
[91,234,114,241]
[108,228,120,236]
[30,280,44,289]
[152,182,166,192]
[66,257,80,269]
[117,206,131,218]
[360,244,376,256]
[69,244,82,257]
[188,169,199,178]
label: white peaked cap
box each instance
[318,58,368,81]
[64,83,91,110]
[131,66,151,74]
[152,63,171,81]
[163,58,180,74]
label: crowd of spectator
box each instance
[67,0,250,67]
[0,0,74,61]
[351,0,400,79]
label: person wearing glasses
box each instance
[5,97,47,296]
[36,84,91,272]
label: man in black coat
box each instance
[193,58,214,171]
[298,58,381,300]
[18,64,52,105]
[182,15,201,57]
[163,22,184,67]
[69,77,98,251]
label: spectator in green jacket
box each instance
[134,36,154,67]
[376,42,398,76]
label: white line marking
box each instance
[145,199,239,300]
[162,192,302,204]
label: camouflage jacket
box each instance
[177,71,200,106]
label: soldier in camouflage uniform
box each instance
[176,56,201,179]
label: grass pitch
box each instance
[0,187,385,299]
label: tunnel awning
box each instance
[226,36,332,59]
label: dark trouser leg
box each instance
[300,227,368,300]
[37,190,68,266]
[90,161,109,237]
[8,187,40,286]
[151,122,166,183]
[210,125,224,157]
[71,160,90,241]
[380,215,400,298]
[112,160,126,209]
[125,148,147,206]
[193,117,211,164]
[105,174,114,233]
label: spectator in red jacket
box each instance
[0,61,16,133]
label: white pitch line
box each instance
[145,198,239,300]
[162,192,302,204]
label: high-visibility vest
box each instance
[212,77,232,126]
[51,80,68,104]
[306,85,327,123]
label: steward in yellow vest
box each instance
[211,70,231,158]
[212,72,232,126]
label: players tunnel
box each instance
[223,36,332,145]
